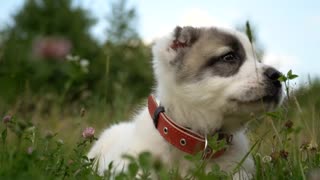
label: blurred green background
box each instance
[0,0,155,143]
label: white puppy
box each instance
[88,26,283,179]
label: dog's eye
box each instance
[221,52,238,62]
[205,52,239,68]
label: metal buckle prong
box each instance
[202,134,209,160]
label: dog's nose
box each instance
[264,67,282,88]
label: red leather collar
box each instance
[148,95,232,159]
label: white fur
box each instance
[88,26,282,179]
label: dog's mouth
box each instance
[230,84,283,105]
[230,94,281,104]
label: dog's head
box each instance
[152,26,283,131]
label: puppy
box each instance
[88,26,283,179]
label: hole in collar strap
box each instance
[153,106,165,128]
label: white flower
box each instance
[56,139,64,145]
[66,54,73,61]
[66,54,79,62]
[80,59,89,68]
[262,155,272,163]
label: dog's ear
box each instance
[170,26,200,51]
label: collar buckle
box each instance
[152,106,165,128]
[202,135,213,159]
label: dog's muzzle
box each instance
[262,67,282,103]
[264,67,282,89]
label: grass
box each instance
[0,75,320,180]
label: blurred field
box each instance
[1,0,320,179]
